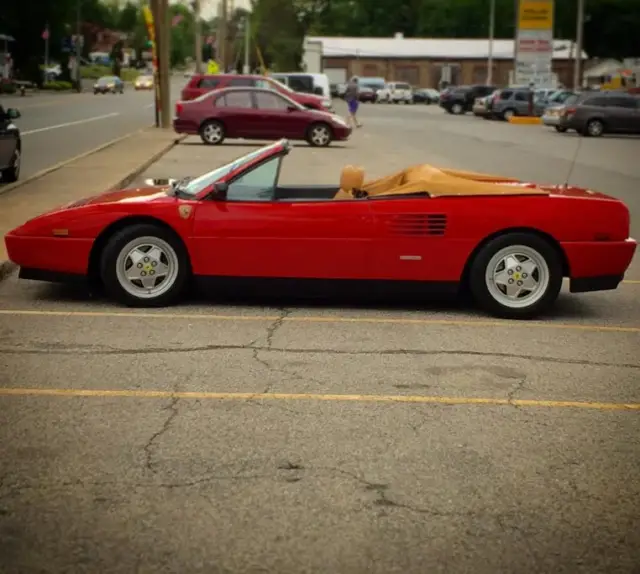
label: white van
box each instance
[270,73,331,100]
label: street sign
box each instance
[515,0,555,87]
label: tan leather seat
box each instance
[334,165,365,200]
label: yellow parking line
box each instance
[0,387,638,411]
[0,308,638,333]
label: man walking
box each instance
[344,76,362,128]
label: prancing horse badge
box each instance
[178,205,192,219]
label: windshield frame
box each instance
[175,140,289,198]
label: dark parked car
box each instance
[0,105,21,183]
[93,76,124,94]
[412,88,440,104]
[180,73,331,111]
[557,92,640,137]
[358,86,377,102]
[439,84,496,114]
[173,87,351,147]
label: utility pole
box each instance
[156,0,171,128]
[194,0,202,73]
[75,0,82,92]
[573,0,584,90]
[243,14,250,74]
[220,0,228,72]
[487,0,495,85]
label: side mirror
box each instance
[7,108,20,120]
[212,181,228,199]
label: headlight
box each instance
[331,115,348,127]
[322,99,331,108]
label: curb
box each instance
[508,116,543,125]
[0,132,186,283]
[0,127,151,197]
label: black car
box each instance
[0,105,21,183]
[440,84,496,114]
[413,88,440,104]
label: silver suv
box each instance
[488,88,534,120]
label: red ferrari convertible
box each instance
[4,139,636,319]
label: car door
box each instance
[216,90,261,138]
[252,90,303,138]
[368,197,452,281]
[604,96,637,132]
[513,90,530,114]
[0,110,16,169]
[190,154,375,279]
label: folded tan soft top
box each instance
[361,164,549,198]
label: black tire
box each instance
[585,119,604,137]
[467,232,563,319]
[554,126,568,133]
[199,120,225,145]
[451,102,464,114]
[502,108,516,121]
[100,223,190,307]
[1,145,20,183]
[306,122,333,147]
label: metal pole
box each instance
[487,0,495,84]
[573,0,584,90]
[220,0,228,72]
[243,15,250,74]
[158,0,171,128]
[194,0,202,74]
[76,0,82,92]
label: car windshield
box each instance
[98,77,115,84]
[176,143,282,197]
[267,77,294,93]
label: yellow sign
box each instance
[518,0,553,30]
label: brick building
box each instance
[305,34,587,88]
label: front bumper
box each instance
[564,238,637,292]
[5,234,93,275]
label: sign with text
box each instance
[515,0,554,87]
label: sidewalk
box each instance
[0,127,183,273]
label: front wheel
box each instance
[200,120,225,145]
[502,108,516,121]
[1,146,20,183]
[100,223,189,307]
[307,123,332,147]
[554,126,568,133]
[468,233,563,319]
[451,103,464,114]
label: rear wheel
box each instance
[468,232,563,319]
[100,223,189,307]
[307,123,332,147]
[554,126,568,133]
[1,146,20,183]
[451,102,464,114]
[200,120,225,145]
[502,108,516,121]
[585,119,604,137]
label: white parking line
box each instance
[21,113,120,136]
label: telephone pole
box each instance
[220,0,228,72]
[487,0,495,85]
[573,0,584,90]
[194,0,202,73]
[155,0,171,128]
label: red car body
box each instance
[180,73,331,111]
[4,139,636,318]
[173,87,351,146]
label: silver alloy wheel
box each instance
[115,236,180,300]
[503,109,514,120]
[202,122,223,143]
[452,103,463,114]
[484,245,550,309]
[310,125,330,146]
[587,120,603,136]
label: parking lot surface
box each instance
[1,102,639,573]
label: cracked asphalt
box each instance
[1,101,639,573]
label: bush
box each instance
[43,81,74,91]
[80,65,139,82]
[0,80,17,94]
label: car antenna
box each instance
[563,134,584,191]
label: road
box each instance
[0,102,639,573]
[1,77,185,184]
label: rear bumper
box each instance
[173,118,199,135]
[542,115,560,126]
[564,238,637,292]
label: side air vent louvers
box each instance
[387,214,448,237]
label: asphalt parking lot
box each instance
[1,101,639,573]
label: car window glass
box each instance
[606,97,636,109]
[514,91,528,101]
[255,91,289,110]
[222,91,253,108]
[397,83,410,90]
[582,97,608,106]
[499,90,513,99]
[228,77,255,87]
[198,77,220,88]
[227,157,281,201]
[288,75,313,92]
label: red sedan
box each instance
[4,139,636,319]
[173,87,352,147]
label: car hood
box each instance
[64,184,173,208]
